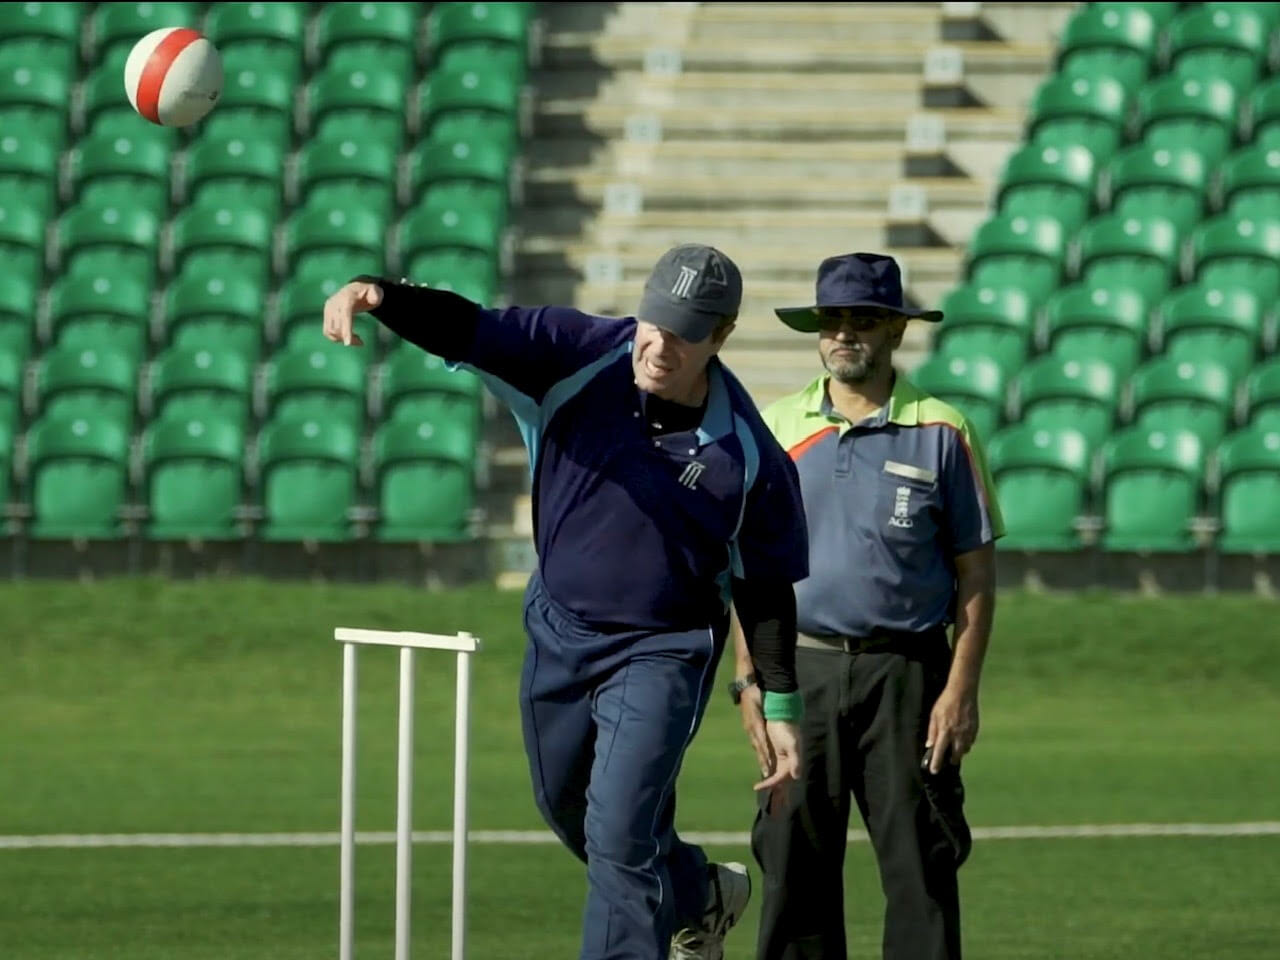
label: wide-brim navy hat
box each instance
[775,252,943,333]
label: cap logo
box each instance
[671,265,698,298]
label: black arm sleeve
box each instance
[350,274,481,363]
[730,576,798,694]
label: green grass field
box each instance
[3,579,1279,958]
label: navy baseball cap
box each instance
[775,252,943,333]
[638,244,743,343]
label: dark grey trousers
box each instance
[750,631,971,960]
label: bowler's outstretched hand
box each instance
[322,281,382,347]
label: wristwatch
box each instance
[728,673,757,705]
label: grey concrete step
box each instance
[541,35,1054,74]
[533,100,1024,141]
[533,67,1051,113]
[524,137,909,181]
[522,170,991,210]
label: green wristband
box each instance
[762,691,804,723]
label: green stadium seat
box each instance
[1171,50,1262,97]
[1220,145,1280,219]
[148,345,253,427]
[937,284,1036,333]
[1092,3,1180,29]
[1105,144,1208,233]
[401,250,498,306]
[0,64,70,152]
[1204,2,1280,27]
[220,40,304,91]
[265,346,367,426]
[162,270,265,363]
[24,413,131,540]
[934,284,1034,371]
[0,35,78,81]
[934,327,1028,375]
[206,2,307,49]
[1137,75,1240,165]
[182,136,285,221]
[996,142,1096,232]
[78,63,175,145]
[293,250,383,297]
[68,132,172,221]
[1154,285,1265,381]
[1245,360,1280,431]
[1100,426,1204,552]
[1031,117,1122,166]
[1189,214,1280,302]
[1213,426,1280,554]
[0,1,83,45]
[420,66,524,142]
[1014,355,1121,452]
[379,348,483,437]
[210,66,296,149]
[1168,6,1269,90]
[314,2,419,59]
[0,195,47,287]
[428,2,533,79]
[54,203,160,285]
[281,204,387,281]
[307,67,408,149]
[987,424,1093,552]
[314,1,419,77]
[373,417,477,542]
[425,112,521,157]
[36,343,138,427]
[256,416,360,542]
[907,353,1006,440]
[397,193,505,270]
[1248,75,1280,145]
[0,273,35,363]
[1027,74,1129,139]
[964,213,1067,303]
[293,138,397,221]
[169,204,274,284]
[1128,357,1236,449]
[143,414,246,541]
[0,133,58,219]
[1057,4,1158,91]
[1075,213,1180,302]
[1043,284,1149,380]
[46,272,151,365]
[88,2,200,56]
[407,135,514,200]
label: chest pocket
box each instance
[874,467,940,545]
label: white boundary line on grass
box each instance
[2,822,1279,850]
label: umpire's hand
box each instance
[322,281,381,347]
[738,682,802,813]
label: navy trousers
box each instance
[520,575,723,960]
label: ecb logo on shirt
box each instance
[889,485,914,529]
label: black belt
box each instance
[796,630,942,654]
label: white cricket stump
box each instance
[336,628,481,960]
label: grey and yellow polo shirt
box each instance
[762,373,1005,638]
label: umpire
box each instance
[729,252,1004,960]
[322,244,810,960]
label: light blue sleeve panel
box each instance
[452,341,633,477]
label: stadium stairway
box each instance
[488,1,1078,586]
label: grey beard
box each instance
[823,349,878,384]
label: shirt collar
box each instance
[806,370,922,429]
[696,358,734,446]
[632,355,735,447]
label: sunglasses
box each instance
[815,308,899,331]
